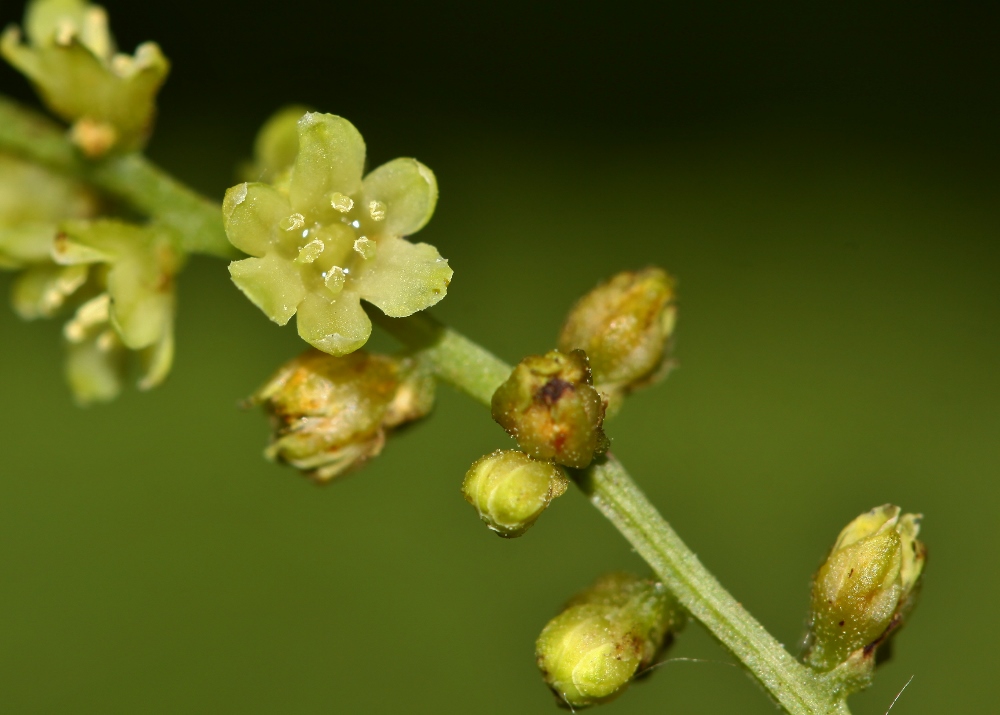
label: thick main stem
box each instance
[372,310,845,715]
[0,96,235,259]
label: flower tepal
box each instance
[223,112,452,356]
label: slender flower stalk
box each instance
[0,96,232,258]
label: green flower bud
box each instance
[224,112,452,357]
[804,504,926,672]
[536,573,686,708]
[1,0,170,156]
[461,449,569,537]
[491,349,609,469]
[252,349,436,482]
[241,105,312,183]
[559,268,676,410]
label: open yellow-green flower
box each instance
[1,0,169,156]
[223,111,452,356]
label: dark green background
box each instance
[1,1,997,712]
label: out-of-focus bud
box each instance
[536,572,686,708]
[461,449,569,538]
[240,105,311,184]
[804,505,926,672]
[1,0,170,156]
[252,349,435,482]
[491,349,609,469]
[558,268,676,410]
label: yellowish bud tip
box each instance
[536,573,686,708]
[461,450,569,537]
[805,504,926,671]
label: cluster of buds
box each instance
[250,349,436,482]
[460,268,676,538]
[2,0,170,156]
[804,504,926,674]
[536,572,686,708]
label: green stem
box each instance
[576,458,838,714]
[367,308,509,405]
[374,310,847,715]
[0,95,235,259]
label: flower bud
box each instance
[491,350,609,469]
[558,268,676,405]
[252,349,435,482]
[536,572,686,708]
[462,450,569,537]
[240,104,311,183]
[804,504,926,671]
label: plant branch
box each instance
[1,92,847,713]
[373,309,847,715]
[0,95,236,259]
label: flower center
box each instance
[280,200,381,299]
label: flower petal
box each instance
[295,289,371,356]
[138,319,174,391]
[229,253,306,326]
[0,223,59,265]
[25,0,109,56]
[245,105,311,183]
[289,113,365,219]
[52,218,135,265]
[222,182,292,257]
[355,235,452,317]
[360,158,438,237]
[12,262,88,319]
[107,262,172,350]
[65,332,125,406]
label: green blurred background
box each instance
[1,0,997,712]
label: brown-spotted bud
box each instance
[251,349,435,482]
[558,268,676,405]
[462,449,569,538]
[491,349,609,469]
[804,505,926,672]
[536,572,686,708]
